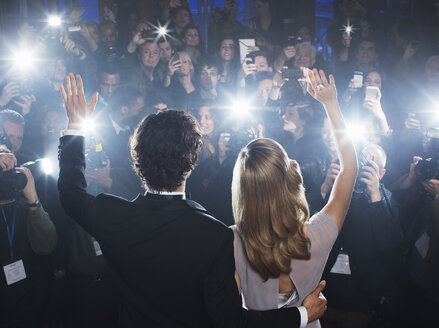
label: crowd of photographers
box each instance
[0,0,438,327]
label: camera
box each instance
[415,128,439,181]
[0,159,51,200]
[85,143,108,170]
[354,148,374,192]
[141,29,155,39]
[282,68,303,80]
[287,35,302,47]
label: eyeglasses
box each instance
[200,71,218,78]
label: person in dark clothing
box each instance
[319,144,403,328]
[57,73,327,327]
[0,148,57,327]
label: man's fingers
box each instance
[69,73,78,96]
[77,74,85,97]
[60,84,67,104]
[312,280,326,297]
[89,91,99,113]
[65,75,72,98]
[329,74,335,86]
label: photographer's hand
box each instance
[85,160,112,192]
[218,132,230,165]
[321,159,340,199]
[404,113,421,130]
[13,94,36,115]
[360,159,381,202]
[0,153,17,171]
[422,179,439,197]
[242,58,257,76]
[60,73,98,130]
[15,167,38,207]
[0,82,20,107]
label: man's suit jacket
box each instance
[58,135,301,327]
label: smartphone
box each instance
[245,53,255,64]
[365,86,379,100]
[353,71,363,88]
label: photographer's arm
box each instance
[15,167,57,255]
[307,69,357,231]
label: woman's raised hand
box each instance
[305,68,337,106]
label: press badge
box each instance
[330,253,351,275]
[415,232,430,259]
[93,239,103,256]
[3,260,27,285]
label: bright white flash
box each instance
[346,123,366,142]
[232,100,250,116]
[13,50,34,70]
[41,158,53,175]
[48,16,62,27]
[342,19,354,37]
[82,119,95,133]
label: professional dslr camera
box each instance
[0,159,51,200]
[415,128,439,181]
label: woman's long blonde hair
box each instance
[232,138,311,281]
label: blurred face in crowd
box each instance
[293,46,315,69]
[255,55,271,73]
[2,121,23,154]
[425,57,439,83]
[98,72,120,99]
[41,111,65,141]
[282,103,306,133]
[220,39,235,61]
[183,28,200,47]
[45,59,67,83]
[86,22,100,44]
[100,24,118,47]
[199,66,219,92]
[297,26,312,43]
[363,71,382,91]
[322,117,336,154]
[355,41,378,65]
[257,78,273,106]
[128,96,145,117]
[175,8,191,29]
[176,54,193,77]
[159,41,174,63]
[138,42,160,70]
[254,0,270,17]
[198,106,215,136]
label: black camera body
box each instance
[282,68,303,80]
[0,159,49,200]
[141,29,156,39]
[287,35,303,47]
[85,144,108,170]
[415,128,439,181]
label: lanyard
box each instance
[1,207,16,259]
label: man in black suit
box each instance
[58,73,327,327]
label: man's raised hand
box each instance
[60,73,98,130]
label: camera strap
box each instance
[1,207,16,259]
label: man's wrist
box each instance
[297,306,308,328]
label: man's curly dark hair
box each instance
[130,110,202,191]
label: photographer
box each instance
[0,147,57,327]
[389,143,439,326]
[317,143,402,328]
